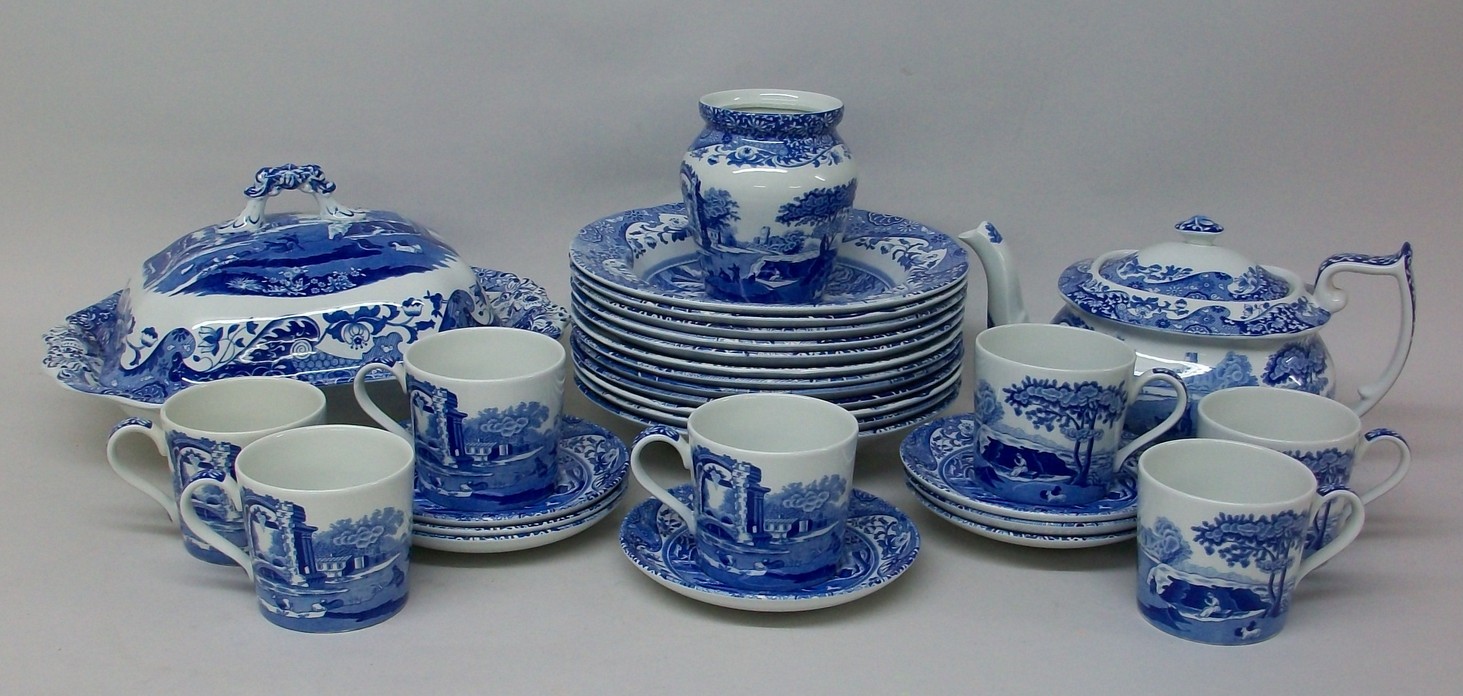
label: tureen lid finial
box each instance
[1176,215,1223,246]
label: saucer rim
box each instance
[909,488,1136,549]
[618,486,920,612]
[905,479,1136,535]
[411,492,622,553]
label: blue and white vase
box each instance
[680,89,858,304]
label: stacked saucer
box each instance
[900,414,1137,548]
[411,416,629,553]
[569,203,969,435]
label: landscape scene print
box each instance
[241,493,408,632]
[972,377,1127,505]
[1137,511,1308,645]
[141,210,459,298]
[407,379,558,511]
[680,164,855,303]
[691,447,850,591]
[166,432,247,564]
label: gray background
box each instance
[4,1,1459,693]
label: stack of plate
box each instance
[568,203,969,436]
[411,417,629,553]
[900,414,1137,548]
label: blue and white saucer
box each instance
[909,488,1136,549]
[412,490,623,554]
[901,414,1138,523]
[619,486,920,612]
[412,484,624,537]
[905,478,1137,536]
[570,204,967,316]
[412,416,629,527]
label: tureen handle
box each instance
[221,164,364,232]
[1311,242,1415,416]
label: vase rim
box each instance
[699,89,844,115]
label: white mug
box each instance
[1136,439,1365,645]
[179,425,414,633]
[630,393,859,591]
[1196,386,1408,554]
[971,323,1188,506]
[107,376,326,563]
[354,327,566,512]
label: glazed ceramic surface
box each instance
[570,204,967,315]
[909,489,1136,549]
[45,267,566,416]
[901,414,1139,523]
[1136,439,1365,645]
[411,488,623,537]
[904,478,1137,536]
[630,394,859,591]
[179,425,414,633]
[355,327,566,513]
[959,215,1416,433]
[1195,386,1409,554]
[680,89,857,304]
[411,491,621,554]
[620,486,918,612]
[107,377,327,564]
[411,416,628,527]
[970,324,1187,506]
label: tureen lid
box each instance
[1057,215,1331,337]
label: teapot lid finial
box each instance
[1176,215,1223,245]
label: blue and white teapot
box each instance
[958,215,1415,436]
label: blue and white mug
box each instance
[970,323,1188,506]
[107,376,327,563]
[1136,439,1365,645]
[1196,386,1409,555]
[179,425,414,633]
[630,393,859,591]
[354,326,566,512]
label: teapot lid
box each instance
[1057,215,1331,337]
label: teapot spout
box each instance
[958,222,1029,327]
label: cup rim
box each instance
[236,424,414,494]
[160,376,326,435]
[687,392,858,456]
[1197,386,1361,447]
[1139,439,1318,508]
[975,323,1135,373]
[402,326,566,383]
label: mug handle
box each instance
[1295,488,1366,583]
[628,426,697,533]
[1114,368,1189,472]
[106,418,178,522]
[352,361,410,440]
[1354,428,1411,504]
[178,476,254,579]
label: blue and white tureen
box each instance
[959,215,1415,436]
[44,164,516,416]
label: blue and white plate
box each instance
[572,297,963,367]
[570,204,967,316]
[572,276,966,338]
[412,416,628,527]
[572,338,963,411]
[412,485,624,537]
[412,492,622,553]
[901,414,1139,523]
[620,486,920,612]
[909,488,1136,549]
[905,478,1136,536]
[43,267,569,415]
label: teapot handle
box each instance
[221,164,364,233]
[1311,243,1414,416]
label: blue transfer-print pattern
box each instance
[407,379,559,512]
[1263,337,1332,396]
[1060,260,1331,337]
[971,377,1128,506]
[570,203,967,308]
[1138,510,1308,645]
[241,493,408,632]
[43,268,564,408]
[690,448,850,591]
[168,432,247,564]
[1098,255,1290,302]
